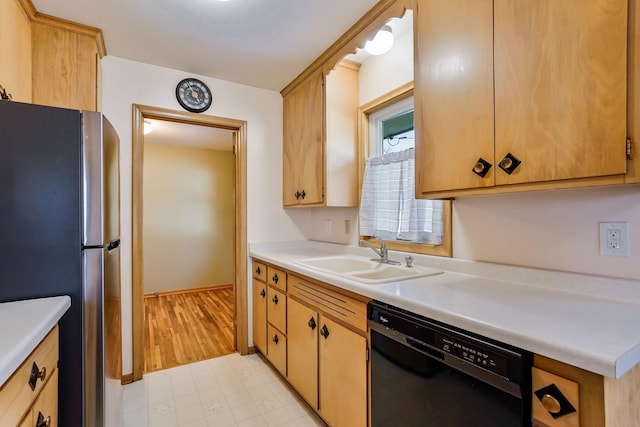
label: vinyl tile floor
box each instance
[121,352,327,427]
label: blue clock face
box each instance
[176,78,212,113]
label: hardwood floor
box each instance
[144,287,235,373]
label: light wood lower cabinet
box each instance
[287,298,319,407]
[252,279,267,355]
[252,259,370,427]
[0,326,60,427]
[533,354,640,427]
[318,316,367,427]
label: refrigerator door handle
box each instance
[107,239,121,252]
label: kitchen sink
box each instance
[296,255,443,284]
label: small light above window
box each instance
[364,25,394,56]
[143,120,153,135]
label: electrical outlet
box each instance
[344,219,351,235]
[325,220,332,235]
[599,222,630,256]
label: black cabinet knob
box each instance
[295,191,301,199]
[260,289,266,298]
[29,362,46,390]
[300,189,306,199]
[273,334,279,345]
[320,325,330,339]
[308,317,317,330]
[272,294,279,304]
[472,158,492,178]
[255,266,261,275]
[273,274,279,284]
[498,152,521,175]
[36,412,51,427]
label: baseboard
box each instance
[247,346,256,355]
[121,373,134,385]
[144,283,233,298]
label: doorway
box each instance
[131,104,248,382]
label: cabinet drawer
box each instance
[19,369,58,427]
[267,266,287,291]
[267,325,287,376]
[252,260,267,282]
[0,326,59,427]
[289,275,368,332]
[532,367,580,427]
[267,287,287,333]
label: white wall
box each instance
[101,56,307,375]
[143,144,235,293]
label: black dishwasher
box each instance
[368,301,533,427]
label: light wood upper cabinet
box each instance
[415,0,630,197]
[283,70,324,206]
[32,21,102,111]
[0,0,32,102]
[282,62,359,207]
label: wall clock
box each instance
[175,78,212,113]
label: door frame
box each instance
[131,104,248,381]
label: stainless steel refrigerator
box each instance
[0,100,121,427]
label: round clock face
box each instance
[176,78,212,113]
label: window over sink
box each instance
[358,86,452,257]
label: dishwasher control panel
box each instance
[436,334,509,378]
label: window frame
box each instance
[358,83,452,257]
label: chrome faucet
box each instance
[359,237,400,265]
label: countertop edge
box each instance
[249,242,640,380]
[0,296,71,387]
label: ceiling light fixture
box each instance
[364,25,394,56]
[143,120,153,135]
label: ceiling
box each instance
[31,0,381,91]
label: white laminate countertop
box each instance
[250,241,640,379]
[0,296,71,386]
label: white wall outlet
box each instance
[344,219,351,235]
[325,220,332,235]
[599,222,630,257]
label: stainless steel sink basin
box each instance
[296,255,443,284]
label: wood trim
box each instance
[131,104,248,382]
[143,284,233,298]
[120,373,133,385]
[17,0,106,57]
[281,0,412,95]
[357,83,453,257]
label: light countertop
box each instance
[250,241,640,379]
[0,296,71,386]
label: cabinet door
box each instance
[494,0,628,185]
[414,0,495,194]
[318,317,367,427]
[267,287,287,333]
[283,70,324,206]
[267,324,287,376]
[32,23,100,112]
[287,298,319,408]
[252,279,267,354]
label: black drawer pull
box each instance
[29,362,46,390]
[272,294,279,304]
[273,335,279,345]
[260,289,266,298]
[308,317,317,330]
[272,274,279,284]
[320,325,330,339]
[255,266,261,275]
